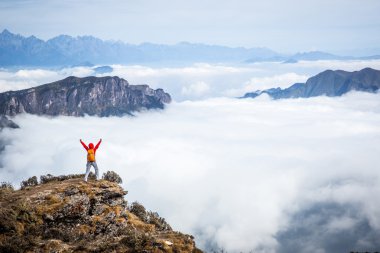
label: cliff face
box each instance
[0,76,171,117]
[0,115,19,129]
[0,175,201,253]
[243,68,380,99]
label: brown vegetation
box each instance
[0,173,202,253]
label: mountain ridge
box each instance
[242,68,380,99]
[0,75,171,117]
[2,29,378,66]
[0,29,280,66]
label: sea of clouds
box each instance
[1,61,380,252]
[1,59,380,101]
[1,93,380,252]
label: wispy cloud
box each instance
[0,67,93,92]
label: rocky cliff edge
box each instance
[0,173,202,253]
[0,76,172,117]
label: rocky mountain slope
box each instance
[0,115,19,129]
[0,173,202,252]
[0,75,171,117]
[242,68,380,99]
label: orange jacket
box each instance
[80,139,102,161]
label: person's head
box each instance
[89,143,94,149]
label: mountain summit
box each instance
[242,68,380,99]
[0,173,202,252]
[0,76,171,117]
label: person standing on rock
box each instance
[80,139,102,182]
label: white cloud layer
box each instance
[1,92,380,252]
[0,67,94,92]
[1,60,380,101]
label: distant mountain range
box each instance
[0,76,171,118]
[1,29,379,67]
[0,29,279,66]
[242,68,380,99]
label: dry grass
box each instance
[116,217,126,223]
[78,224,92,235]
[127,211,155,233]
[91,215,105,225]
[0,176,201,253]
[103,205,123,217]
[45,194,62,205]
[35,198,65,216]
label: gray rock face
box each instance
[243,68,380,99]
[0,115,19,129]
[0,76,171,117]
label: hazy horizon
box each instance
[1,0,379,55]
[2,27,380,58]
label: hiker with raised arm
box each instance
[80,139,102,182]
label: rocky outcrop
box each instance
[0,115,19,129]
[0,76,171,117]
[242,68,380,99]
[0,174,202,252]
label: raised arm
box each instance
[95,138,102,150]
[80,139,89,150]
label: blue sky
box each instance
[1,0,380,54]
